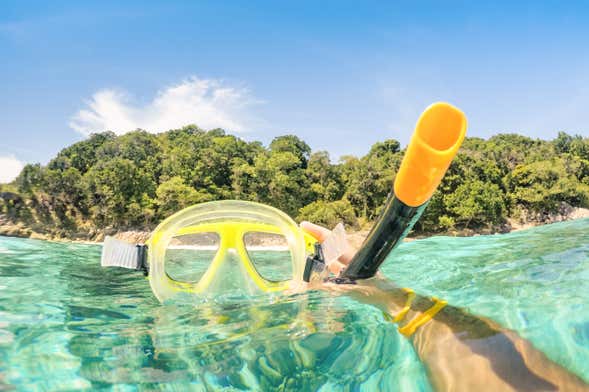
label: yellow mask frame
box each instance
[145,200,317,302]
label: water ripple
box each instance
[1,219,588,389]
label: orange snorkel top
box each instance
[340,102,467,280]
[395,102,467,207]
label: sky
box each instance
[1,1,589,183]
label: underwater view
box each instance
[1,218,588,391]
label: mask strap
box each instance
[101,236,149,276]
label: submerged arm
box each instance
[353,277,588,392]
[302,222,589,391]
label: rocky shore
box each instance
[1,205,588,246]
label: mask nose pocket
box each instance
[205,248,262,297]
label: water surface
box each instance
[1,218,588,390]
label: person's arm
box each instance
[358,277,588,391]
[301,222,589,391]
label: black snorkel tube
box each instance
[339,102,467,281]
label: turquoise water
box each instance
[1,218,588,390]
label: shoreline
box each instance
[1,207,588,246]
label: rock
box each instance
[0,222,32,238]
[568,207,589,220]
[29,232,49,240]
[113,231,151,244]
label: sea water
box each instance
[0,218,587,390]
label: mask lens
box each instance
[164,232,220,283]
[243,232,292,282]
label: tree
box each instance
[161,128,262,199]
[306,151,344,202]
[505,158,589,214]
[16,164,44,195]
[252,150,312,216]
[97,130,163,188]
[269,135,311,168]
[156,177,211,218]
[48,132,116,174]
[6,124,589,239]
[84,158,155,227]
[298,199,358,229]
[341,139,402,220]
[233,136,313,216]
[445,180,506,228]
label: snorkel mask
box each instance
[102,200,342,302]
[102,102,467,301]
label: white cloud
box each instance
[0,156,24,184]
[70,77,260,135]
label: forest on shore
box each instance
[1,125,588,241]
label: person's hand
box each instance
[299,221,357,275]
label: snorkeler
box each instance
[101,102,588,390]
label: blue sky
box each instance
[1,1,588,182]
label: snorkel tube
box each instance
[340,102,467,281]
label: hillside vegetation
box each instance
[1,126,588,240]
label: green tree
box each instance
[298,199,358,229]
[84,158,155,227]
[505,158,589,214]
[6,123,589,240]
[341,139,402,220]
[97,130,163,188]
[48,132,116,173]
[161,127,262,199]
[269,135,311,167]
[445,180,506,228]
[156,176,211,218]
[236,136,313,216]
[306,151,344,202]
[16,163,44,195]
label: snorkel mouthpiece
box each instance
[341,102,467,280]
